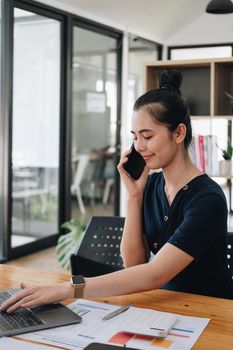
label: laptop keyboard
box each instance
[0,291,44,332]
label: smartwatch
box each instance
[70,275,85,298]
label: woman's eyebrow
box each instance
[130,129,153,134]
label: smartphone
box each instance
[84,343,137,350]
[123,144,146,180]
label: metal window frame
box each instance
[0,0,163,261]
[0,0,124,261]
[1,0,69,260]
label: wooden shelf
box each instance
[145,58,233,216]
[145,57,233,118]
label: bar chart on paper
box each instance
[108,324,196,349]
[19,300,210,350]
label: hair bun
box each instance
[158,69,182,95]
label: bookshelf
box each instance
[145,57,233,117]
[145,58,233,231]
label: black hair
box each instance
[133,69,192,149]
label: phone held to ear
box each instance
[123,144,146,180]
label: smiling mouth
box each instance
[143,155,153,161]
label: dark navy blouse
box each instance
[142,172,233,299]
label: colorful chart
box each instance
[108,326,195,348]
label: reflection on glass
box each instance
[126,35,158,144]
[71,27,118,221]
[11,9,60,247]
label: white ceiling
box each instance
[40,0,233,44]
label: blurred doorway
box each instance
[71,24,122,223]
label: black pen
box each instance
[102,304,133,321]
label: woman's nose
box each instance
[134,140,146,153]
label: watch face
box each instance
[72,275,85,285]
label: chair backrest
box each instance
[70,216,125,277]
[73,154,89,187]
[80,156,106,200]
[227,232,233,283]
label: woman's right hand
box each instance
[0,282,73,313]
[117,148,150,198]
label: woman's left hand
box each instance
[0,281,73,313]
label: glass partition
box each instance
[11,8,61,247]
[126,35,159,145]
[71,26,119,222]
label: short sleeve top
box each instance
[142,172,233,299]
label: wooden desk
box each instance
[1,264,233,349]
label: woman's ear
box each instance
[174,123,186,145]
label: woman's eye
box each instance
[144,136,152,140]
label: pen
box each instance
[102,304,133,321]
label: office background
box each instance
[0,0,232,263]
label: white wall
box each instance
[39,0,233,48]
[166,12,233,46]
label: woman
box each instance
[1,70,233,313]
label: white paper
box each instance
[0,337,61,350]
[20,299,210,350]
[86,92,106,113]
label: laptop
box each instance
[0,288,82,337]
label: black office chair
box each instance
[227,232,233,283]
[70,216,125,277]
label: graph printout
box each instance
[20,299,210,350]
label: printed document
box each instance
[0,337,61,350]
[19,299,210,350]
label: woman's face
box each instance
[131,108,179,170]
